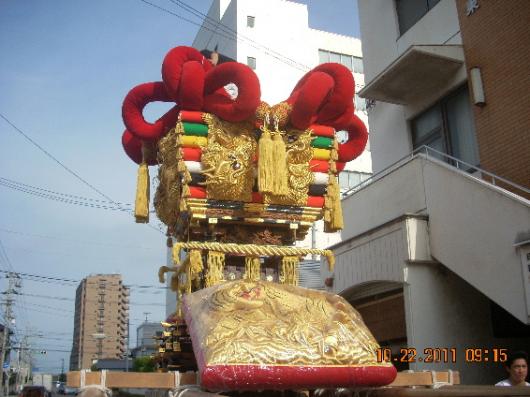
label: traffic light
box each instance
[39,350,47,354]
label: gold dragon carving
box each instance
[201,114,256,202]
[154,128,181,226]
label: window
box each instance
[318,50,363,74]
[411,86,479,169]
[352,56,364,74]
[355,93,366,112]
[396,0,441,35]
[247,56,256,70]
[339,171,371,192]
[247,16,255,28]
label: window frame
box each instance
[395,0,441,36]
[247,56,256,70]
[410,85,479,170]
[246,15,255,28]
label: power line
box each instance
[0,177,133,208]
[0,113,116,203]
[0,114,165,234]
[0,227,159,251]
[139,0,310,72]
[0,269,77,284]
[169,0,310,71]
[142,0,365,90]
[0,178,133,213]
[0,269,167,290]
[17,292,162,307]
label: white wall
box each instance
[341,158,427,240]
[423,160,530,323]
[404,263,506,385]
[357,0,463,172]
[368,102,411,174]
[396,0,462,55]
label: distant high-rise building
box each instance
[69,274,129,370]
[132,321,162,358]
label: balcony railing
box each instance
[342,145,530,199]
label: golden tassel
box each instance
[179,197,188,212]
[331,138,339,161]
[272,132,289,195]
[324,174,344,232]
[186,258,192,294]
[177,159,187,173]
[183,169,192,184]
[175,116,184,135]
[176,290,183,319]
[330,160,337,174]
[189,250,203,277]
[258,126,275,193]
[134,142,150,223]
[205,251,225,287]
[179,181,190,212]
[280,256,299,285]
[243,257,261,281]
[182,183,190,198]
[170,273,179,293]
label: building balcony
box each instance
[358,45,464,105]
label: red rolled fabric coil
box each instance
[122,81,179,142]
[161,46,213,107]
[309,124,335,138]
[203,62,261,122]
[121,129,158,166]
[182,147,202,162]
[337,114,368,163]
[307,196,325,208]
[251,192,263,203]
[180,111,205,123]
[309,160,346,173]
[188,186,207,199]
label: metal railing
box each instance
[342,145,530,199]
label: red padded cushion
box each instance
[338,115,368,163]
[203,62,261,122]
[122,81,179,141]
[121,130,158,166]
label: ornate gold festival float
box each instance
[120,45,396,391]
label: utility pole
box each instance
[125,317,130,372]
[0,273,19,397]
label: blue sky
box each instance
[0,0,360,373]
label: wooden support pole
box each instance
[67,371,197,389]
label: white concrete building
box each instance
[321,0,530,385]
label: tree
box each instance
[132,357,155,372]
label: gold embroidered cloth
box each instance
[183,280,387,367]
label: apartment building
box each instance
[321,0,530,384]
[70,274,130,370]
